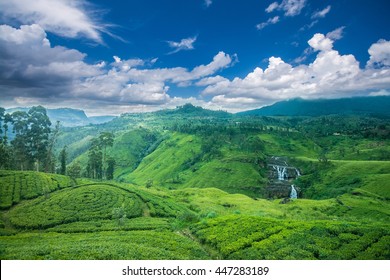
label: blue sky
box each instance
[0,0,389,115]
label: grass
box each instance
[123,133,202,186]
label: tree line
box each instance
[0,106,115,180]
[0,106,55,172]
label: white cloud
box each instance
[0,23,236,113]
[0,24,101,88]
[279,0,306,17]
[369,89,390,96]
[198,34,390,112]
[367,39,390,68]
[308,33,334,52]
[256,16,280,30]
[167,36,197,54]
[204,0,212,7]
[265,2,279,13]
[312,5,331,19]
[191,52,235,78]
[0,0,106,42]
[326,26,345,40]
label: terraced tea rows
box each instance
[192,215,390,260]
[0,171,73,209]
[46,217,171,233]
[7,184,144,229]
[0,230,209,260]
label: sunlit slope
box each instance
[174,187,390,223]
[123,132,266,196]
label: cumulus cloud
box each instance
[0,0,106,42]
[198,34,390,112]
[308,33,334,52]
[0,24,101,89]
[312,5,331,19]
[167,36,197,54]
[256,16,280,30]
[367,39,390,68]
[0,24,236,113]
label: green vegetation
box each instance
[0,230,208,260]
[192,215,390,260]
[0,104,389,260]
[7,185,143,229]
[0,171,73,209]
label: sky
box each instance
[0,0,389,116]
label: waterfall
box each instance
[273,165,287,180]
[295,168,301,177]
[290,185,297,199]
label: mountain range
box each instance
[6,107,115,127]
[238,96,390,117]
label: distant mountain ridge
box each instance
[237,96,390,117]
[155,103,231,118]
[6,107,115,127]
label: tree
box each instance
[99,132,114,179]
[0,108,12,145]
[87,137,103,179]
[59,146,67,175]
[45,121,60,173]
[0,108,12,169]
[11,111,30,170]
[318,149,329,163]
[0,142,12,169]
[86,132,114,180]
[106,157,116,180]
[67,162,81,179]
[27,106,51,172]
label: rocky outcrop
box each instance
[264,156,300,199]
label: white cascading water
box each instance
[273,165,287,180]
[295,168,301,177]
[290,185,297,199]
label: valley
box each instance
[0,102,389,260]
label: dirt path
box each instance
[179,228,222,260]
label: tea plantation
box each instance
[1,170,389,259]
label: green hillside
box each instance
[0,171,73,209]
[1,104,389,260]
